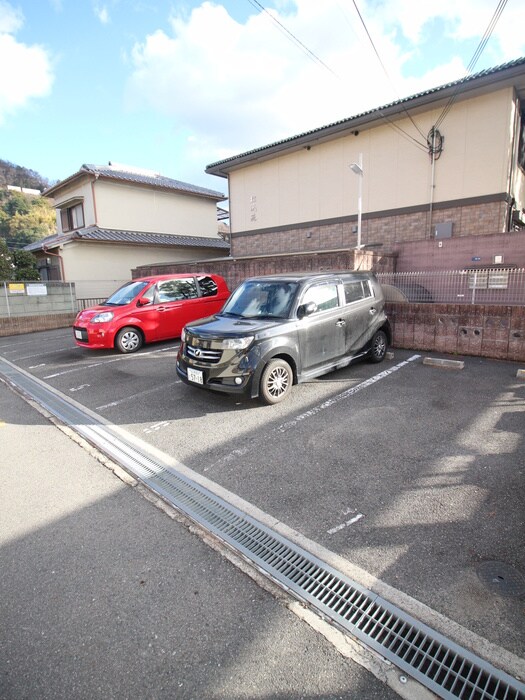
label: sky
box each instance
[1,0,524,196]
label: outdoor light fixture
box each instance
[349,154,363,249]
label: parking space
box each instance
[1,328,524,667]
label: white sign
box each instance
[27,284,48,296]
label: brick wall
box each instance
[0,302,521,365]
[133,249,395,290]
[231,200,508,258]
[0,313,77,337]
[386,303,525,362]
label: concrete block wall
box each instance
[386,303,525,362]
[0,282,76,318]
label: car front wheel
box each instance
[259,358,292,405]
[115,326,143,353]
[369,330,388,363]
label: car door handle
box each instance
[369,308,377,315]
[336,319,346,327]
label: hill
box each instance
[0,159,51,192]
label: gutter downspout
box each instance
[91,173,100,226]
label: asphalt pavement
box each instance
[1,328,524,700]
[0,378,401,700]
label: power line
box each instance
[350,0,427,144]
[244,0,339,77]
[244,0,428,152]
[434,0,508,129]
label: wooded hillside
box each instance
[0,158,51,192]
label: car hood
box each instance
[185,314,291,337]
[76,305,120,322]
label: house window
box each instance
[60,203,84,232]
[467,269,509,290]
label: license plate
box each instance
[75,329,83,339]
[187,367,204,385]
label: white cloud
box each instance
[125,0,525,165]
[0,1,54,125]
[94,4,110,25]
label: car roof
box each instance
[132,273,222,283]
[244,271,375,283]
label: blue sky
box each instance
[1,0,524,194]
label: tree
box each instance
[0,190,56,248]
[0,238,14,280]
[12,250,40,281]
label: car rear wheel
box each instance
[259,359,292,405]
[369,330,387,363]
[115,326,143,354]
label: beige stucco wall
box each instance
[60,242,227,298]
[229,88,514,233]
[52,179,96,228]
[93,180,219,236]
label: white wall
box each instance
[94,181,219,237]
[61,242,227,298]
[229,88,514,233]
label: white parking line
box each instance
[206,355,422,471]
[43,344,180,378]
[327,510,364,535]
[0,333,71,350]
[95,381,179,410]
[276,355,421,434]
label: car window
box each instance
[157,278,198,302]
[104,280,149,306]
[343,280,373,304]
[197,276,218,297]
[222,280,298,318]
[301,283,339,312]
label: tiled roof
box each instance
[24,227,230,252]
[44,164,225,200]
[207,57,525,175]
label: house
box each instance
[25,163,230,300]
[205,57,525,273]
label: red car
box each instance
[73,273,230,353]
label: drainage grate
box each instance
[1,357,524,700]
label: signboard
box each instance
[8,283,25,294]
[27,284,48,296]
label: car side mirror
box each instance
[136,297,152,307]
[297,301,317,319]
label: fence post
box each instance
[471,272,477,305]
[3,282,10,318]
[69,282,75,313]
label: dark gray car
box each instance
[176,271,391,404]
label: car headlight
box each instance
[220,336,254,350]
[91,311,114,323]
[181,327,186,342]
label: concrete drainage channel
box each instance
[1,357,524,700]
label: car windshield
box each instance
[221,281,298,319]
[103,281,149,306]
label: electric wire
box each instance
[434,0,508,129]
[244,0,428,152]
[351,0,427,143]
[244,0,339,77]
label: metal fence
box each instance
[377,268,525,306]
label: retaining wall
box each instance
[0,312,77,337]
[0,303,522,364]
[385,303,525,362]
